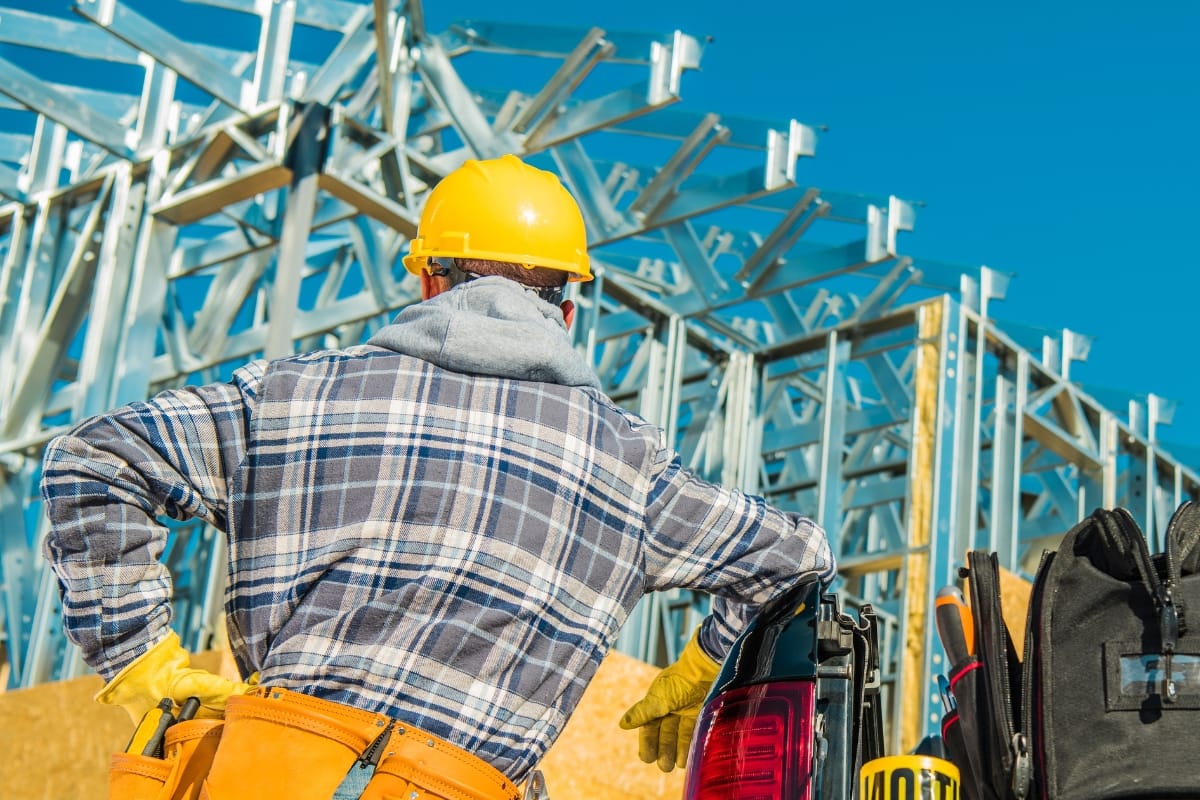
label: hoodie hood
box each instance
[367,276,602,389]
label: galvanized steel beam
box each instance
[0,1,1197,757]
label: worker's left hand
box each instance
[619,629,720,772]
[95,631,256,724]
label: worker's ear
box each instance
[420,271,447,301]
[560,299,575,330]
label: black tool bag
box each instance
[1029,502,1200,798]
[942,502,1200,800]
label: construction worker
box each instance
[40,154,834,799]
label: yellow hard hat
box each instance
[403,154,592,282]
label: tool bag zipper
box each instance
[967,550,1030,799]
[1112,509,1182,704]
[1017,549,1055,800]
[1158,502,1195,702]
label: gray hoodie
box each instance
[367,275,601,390]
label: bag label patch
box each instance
[1103,640,1200,711]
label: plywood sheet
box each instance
[964,565,1034,659]
[0,651,230,800]
[538,649,687,799]
[1,649,684,800]
[998,566,1034,659]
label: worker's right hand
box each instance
[95,631,255,724]
[618,629,721,772]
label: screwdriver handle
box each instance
[935,586,975,667]
[177,696,202,722]
[125,698,176,758]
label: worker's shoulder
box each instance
[263,344,397,371]
[582,389,668,448]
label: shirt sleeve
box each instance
[39,361,266,679]
[642,452,835,661]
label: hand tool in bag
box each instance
[936,585,975,667]
[126,697,176,758]
[938,673,955,712]
[110,695,221,800]
[176,696,202,722]
[124,695,203,760]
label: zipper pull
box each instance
[1161,585,1179,650]
[357,720,395,769]
[1161,585,1179,704]
[1164,652,1178,704]
[1010,732,1032,800]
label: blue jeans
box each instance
[331,764,375,799]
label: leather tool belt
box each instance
[110,686,522,800]
[110,718,224,800]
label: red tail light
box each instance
[684,680,816,800]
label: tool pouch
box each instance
[199,687,391,800]
[1031,505,1200,798]
[943,658,990,800]
[110,752,174,800]
[359,722,521,800]
[108,719,223,800]
[943,503,1200,799]
[162,720,223,800]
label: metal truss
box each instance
[1,0,1197,754]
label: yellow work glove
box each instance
[95,630,255,724]
[618,629,721,772]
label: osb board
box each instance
[0,651,235,800]
[539,649,686,799]
[964,565,1034,659]
[1,649,682,800]
[998,566,1034,659]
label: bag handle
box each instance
[1163,501,1198,637]
[1099,507,1184,702]
[1095,509,1161,595]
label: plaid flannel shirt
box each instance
[41,341,833,781]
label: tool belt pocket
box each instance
[109,719,223,800]
[110,752,174,800]
[181,687,520,800]
[360,724,520,800]
[200,687,392,800]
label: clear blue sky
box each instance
[7,1,1200,458]
[422,0,1200,455]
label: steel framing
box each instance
[1,1,1197,753]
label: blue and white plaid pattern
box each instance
[41,344,833,781]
